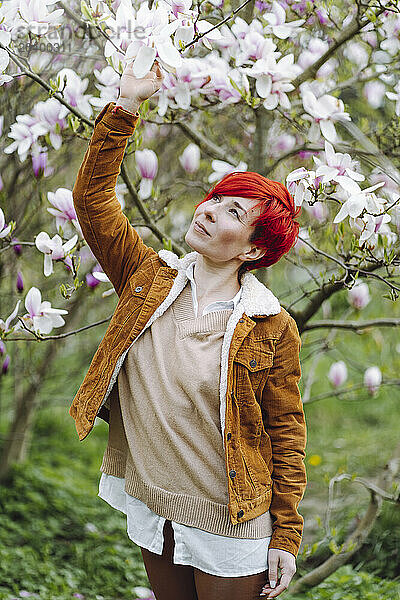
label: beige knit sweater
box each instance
[100,281,273,538]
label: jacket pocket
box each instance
[234,345,274,397]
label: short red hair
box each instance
[194,171,301,271]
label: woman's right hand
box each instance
[117,59,163,114]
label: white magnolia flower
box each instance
[358,213,392,246]
[302,88,351,143]
[313,141,365,185]
[0,208,12,238]
[333,180,386,223]
[208,159,247,183]
[4,114,48,161]
[242,52,301,111]
[262,1,304,39]
[328,361,348,387]
[35,231,78,276]
[286,167,318,207]
[14,286,68,335]
[19,0,64,35]
[0,48,12,85]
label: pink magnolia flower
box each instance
[32,97,69,150]
[86,272,101,289]
[364,366,382,395]
[14,286,68,335]
[363,80,386,109]
[0,340,5,355]
[328,361,348,387]
[347,282,370,310]
[47,188,81,234]
[262,1,305,39]
[179,143,200,173]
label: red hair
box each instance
[194,171,301,272]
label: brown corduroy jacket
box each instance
[69,101,307,557]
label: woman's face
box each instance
[185,194,263,264]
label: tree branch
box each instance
[303,317,400,332]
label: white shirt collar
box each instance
[185,262,243,317]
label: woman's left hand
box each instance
[260,549,296,598]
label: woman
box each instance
[69,59,307,600]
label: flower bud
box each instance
[2,354,10,375]
[0,340,5,355]
[364,366,382,395]
[348,282,370,310]
[12,238,22,256]
[16,271,24,293]
[328,361,347,387]
[179,143,200,173]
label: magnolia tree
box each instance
[0,0,400,591]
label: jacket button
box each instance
[229,469,236,479]
[237,510,244,519]
[239,318,244,323]
[230,390,235,400]
[135,286,143,292]
[227,432,232,441]
[250,359,257,368]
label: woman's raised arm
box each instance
[72,61,163,297]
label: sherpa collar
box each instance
[158,249,281,318]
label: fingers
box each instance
[268,551,278,592]
[260,573,293,598]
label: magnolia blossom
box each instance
[208,159,247,184]
[358,213,393,248]
[135,149,158,199]
[328,361,348,388]
[13,287,68,335]
[16,271,24,293]
[0,300,21,333]
[4,114,48,161]
[286,167,319,207]
[35,232,78,276]
[242,52,301,111]
[90,66,120,108]
[179,143,200,173]
[262,1,304,39]
[270,133,296,156]
[0,208,11,238]
[313,142,365,186]
[56,68,93,118]
[364,366,382,395]
[347,282,370,310]
[47,188,81,234]
[19,0,64,35]
[32,97,69,150]
[333,180,386,223]
[31,146,53,178]
[301,88,351,143]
